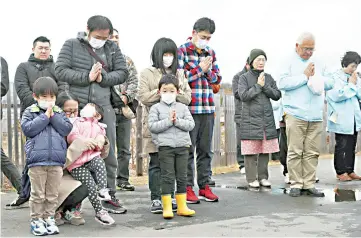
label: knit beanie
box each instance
[248,49,267,66]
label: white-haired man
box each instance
[278,32,334,197]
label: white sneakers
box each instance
[98,188,111,201]
[240,167,246,174]
[260,179,271,187]
[44,216,59,235]
[248,179,271,188]
[248,180,260,188]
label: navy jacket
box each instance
[21,104,73,168]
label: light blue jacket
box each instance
[326,69,361,135]
[271,99,281,129]
[278,52,334,122]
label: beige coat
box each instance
[58,137,110,207]
[138,67,192,154]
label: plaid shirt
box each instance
[178,40,222,114]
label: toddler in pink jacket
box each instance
[67,103,115,225]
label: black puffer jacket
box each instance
[238,70,281,140]
[1,57,9,120]
[232,66,248,123]
[55,32,129,109]
[15,54,67,116]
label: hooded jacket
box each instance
[21,104,73,168]
[15,54,67,116]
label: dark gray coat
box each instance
[15,54,67,116]
[232,66,248,123]
[55,32,129,109]
[238,70,281,140]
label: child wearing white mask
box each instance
[66,103,115,226]
[21,77,73,236]
[138,37,192,215]
[148,74,195,219]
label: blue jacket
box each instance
[278,52,334,122]
[21,104,73,168]
[326,69,361,135]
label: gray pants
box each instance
[244,154,269,183]
[159,146,188,195]
[101,105,117,194]
[188,114,214,189]
[116,114,132,183]
[236,123,245,169]
[1,148,22,194]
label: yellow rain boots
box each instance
[161,195,174,219]
[176,193,195,217]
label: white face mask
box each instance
[80,106,96,118]
[89,37,106,49]
[163,56,174,68]
[68,117,77,124]
[195,39,208,49]
[161,93,177,105]
[38,100,55,110]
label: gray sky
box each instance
[1,0,361,83]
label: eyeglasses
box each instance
[64,110,78,115]
[301,47,315,53]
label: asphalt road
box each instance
[2,158,361,237]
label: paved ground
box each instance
[2,158,361,237]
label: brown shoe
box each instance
[348,173,361,180]
[337,173,352,181]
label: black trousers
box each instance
[159,146,188,195]
[334,131,358,175]
[271,129,281,161]
[1,148,22,194]
[279,126,288,176]
[188,114,214,188]
[58,183,88,212]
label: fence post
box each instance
[212,94,222,169]
[13,84,20,168]
[135,104,143,176]
[6,89,12,161]
[224,95,237,166]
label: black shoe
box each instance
[5,196,29,210]
[208,178,216,187]
[150,200,162,214]
[289,188,301,197]
[117,181,135,191]
[303,188,325,197]
[101,195,127,214]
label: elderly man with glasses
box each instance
[278,32,334,198]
